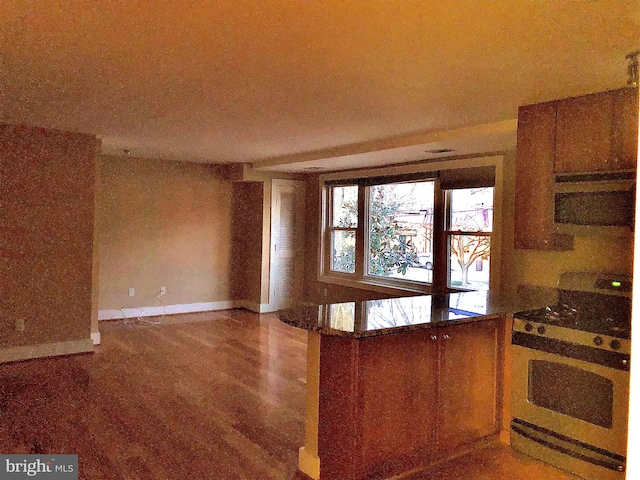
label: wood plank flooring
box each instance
[0,310,581,479]
[393,442,582,480]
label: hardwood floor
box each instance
[394,443,582,480]
[0,310,580,479]
[0,310,307,479]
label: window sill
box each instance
[318,274,433,297]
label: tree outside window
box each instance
[368,182,434,283]
[447,188,493,290]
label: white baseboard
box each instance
[91,331,101,345]
[98,301,239,321]
[0,338,94,364]
[299,447,320,480]
[235,300,275,313]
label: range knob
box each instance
[524,323,534,332]
[593,336,604,346]
[610,339,621,350]
[537,325,546,335]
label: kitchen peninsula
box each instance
[278,291,512,480]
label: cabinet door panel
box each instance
[611,87,639,171]
[555,91,613,173]
[318,335,361,480]
[514,102,572,250]
[359,330,439,477]
[437,321,499,452]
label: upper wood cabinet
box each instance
[555,88,638,173]
[514,87,638,250]
[612,87,640,171]
[514,101,573,250]
[555,91,614,173]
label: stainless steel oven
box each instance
[511,272,631,480]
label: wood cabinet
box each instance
[514,101,574,250]
[555,88,638,173]
[514,87,638,250]
[612,87,640,171]
[315,319,503,479]
[554,90,614,174]
[358,329,439,477]
[437,320,500,452]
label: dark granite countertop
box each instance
[277,290,512,338]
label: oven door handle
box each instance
[512,332,630,371]
[511,418,626,473]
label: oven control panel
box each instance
[513,317,631,355]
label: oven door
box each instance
[511,343,629,478]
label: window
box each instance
[323,168,496,292]
[367,181,434,284]
[446,188,493,291]
[328,185,358,273]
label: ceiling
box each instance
[1,1,638,173]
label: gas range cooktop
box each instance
[515,303,630,339]
[513,272,632,357]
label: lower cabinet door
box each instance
[436,320,500,452]
[359,330,440,478]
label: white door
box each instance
[269,180,305,310]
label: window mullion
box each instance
[329,227,358,232]
[445,230,492,236]
[432,179,447,292]
[355,184,367,278]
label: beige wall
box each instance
[514,236,633,288]
[0,124,96,353]
[96,155,234,313]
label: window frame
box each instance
[325,184,359,275]
[363,179,436,289]
[444,188,494,291]
[318,156,503,295]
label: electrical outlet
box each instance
[128,288,135,297]
[15,318,24,332]
[160,286,166,296]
